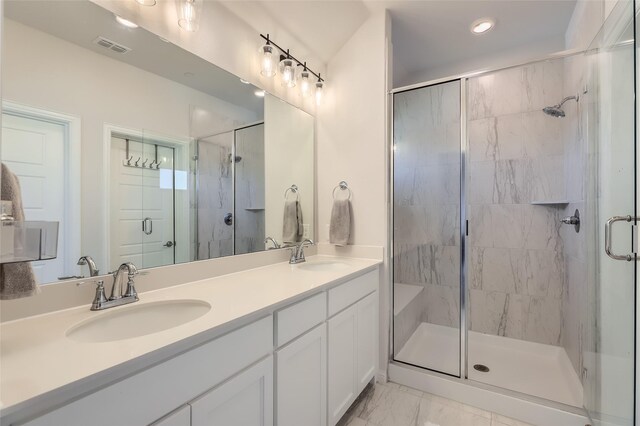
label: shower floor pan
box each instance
[396,322,583,407]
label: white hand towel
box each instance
[283,200,303,244]
[330,199,351,246]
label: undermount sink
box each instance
[66,299,211,343]
[296,260,350,272]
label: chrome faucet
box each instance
[265,236,281,250]
[91,262,139,311]
[77,255,99,277]
[290,239,314,264]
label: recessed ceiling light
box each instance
[136,0,157,5]
[115,15,139,29]
[254,90,266,97]
[240,79,251,84]
[470,18,495,35]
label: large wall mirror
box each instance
[1,0,314,285]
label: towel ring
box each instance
[284,184,299,201]
[332,181,352,200]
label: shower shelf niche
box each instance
[530,200,569,207]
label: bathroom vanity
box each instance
[0,256,381,426]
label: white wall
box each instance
[317,10,390,377]
[2,19,257,278]
[92,0,325,116]
[264,95,314,245]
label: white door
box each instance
[356,292,378,392]
[109,136,175,271]
[142,143,176,269]
[1,113,68,283]
[327,305,357,426]
[190,356,273,426]
[276,324,327,426]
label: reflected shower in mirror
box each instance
[1,0,314,285]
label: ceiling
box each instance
[388,0,577,84]
[222,0,576,86]
[6,0,577,106]
[4,0,264,115]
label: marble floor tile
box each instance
[338,382,534,426]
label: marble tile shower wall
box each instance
[393,81,461,330]
[467,60,567,346]
[234,124,266,255]
[197,133,234,260]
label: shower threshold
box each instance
[395,322,583,407]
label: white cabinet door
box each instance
[276,324,327,426]
[327,305,357,426]
[356,292,378,392]
[150,405,190,426]
[191,356,273,426]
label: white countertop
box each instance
[0,255,380,421]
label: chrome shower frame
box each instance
[387,47,589,418]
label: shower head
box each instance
[542,105,566,117]
[543,95,579,118]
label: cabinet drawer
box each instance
[328,270,378,317]
[21,316,273,426]
[276,292,327,347]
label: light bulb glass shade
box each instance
[260,44,276,77]
[136,0,157,5]
[299,69,311,97]
[279,57,296,88]
[176,0,202,32]
[315,81,324,105]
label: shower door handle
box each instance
[142,217,153,235]
[604,215,638,261]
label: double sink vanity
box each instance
[0,252,381,426]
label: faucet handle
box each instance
[123,277,138,300]
[91,280,108,311]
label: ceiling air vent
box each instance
[93,36,132,54]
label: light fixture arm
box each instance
[260,33,324,82]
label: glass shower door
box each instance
[584,1,636,424]
[392,80,462,376]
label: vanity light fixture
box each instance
[135,0,157,5]
[315,78,324,105]
[279,52,297,88]
[470,18,495,34]
[258,33,325,102]
[115,15,139,29]
[176,0,202,32]
[260,35,277,77]
[299,65,312,97]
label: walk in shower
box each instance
[391,1,636,423]
[195,122,266,260]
